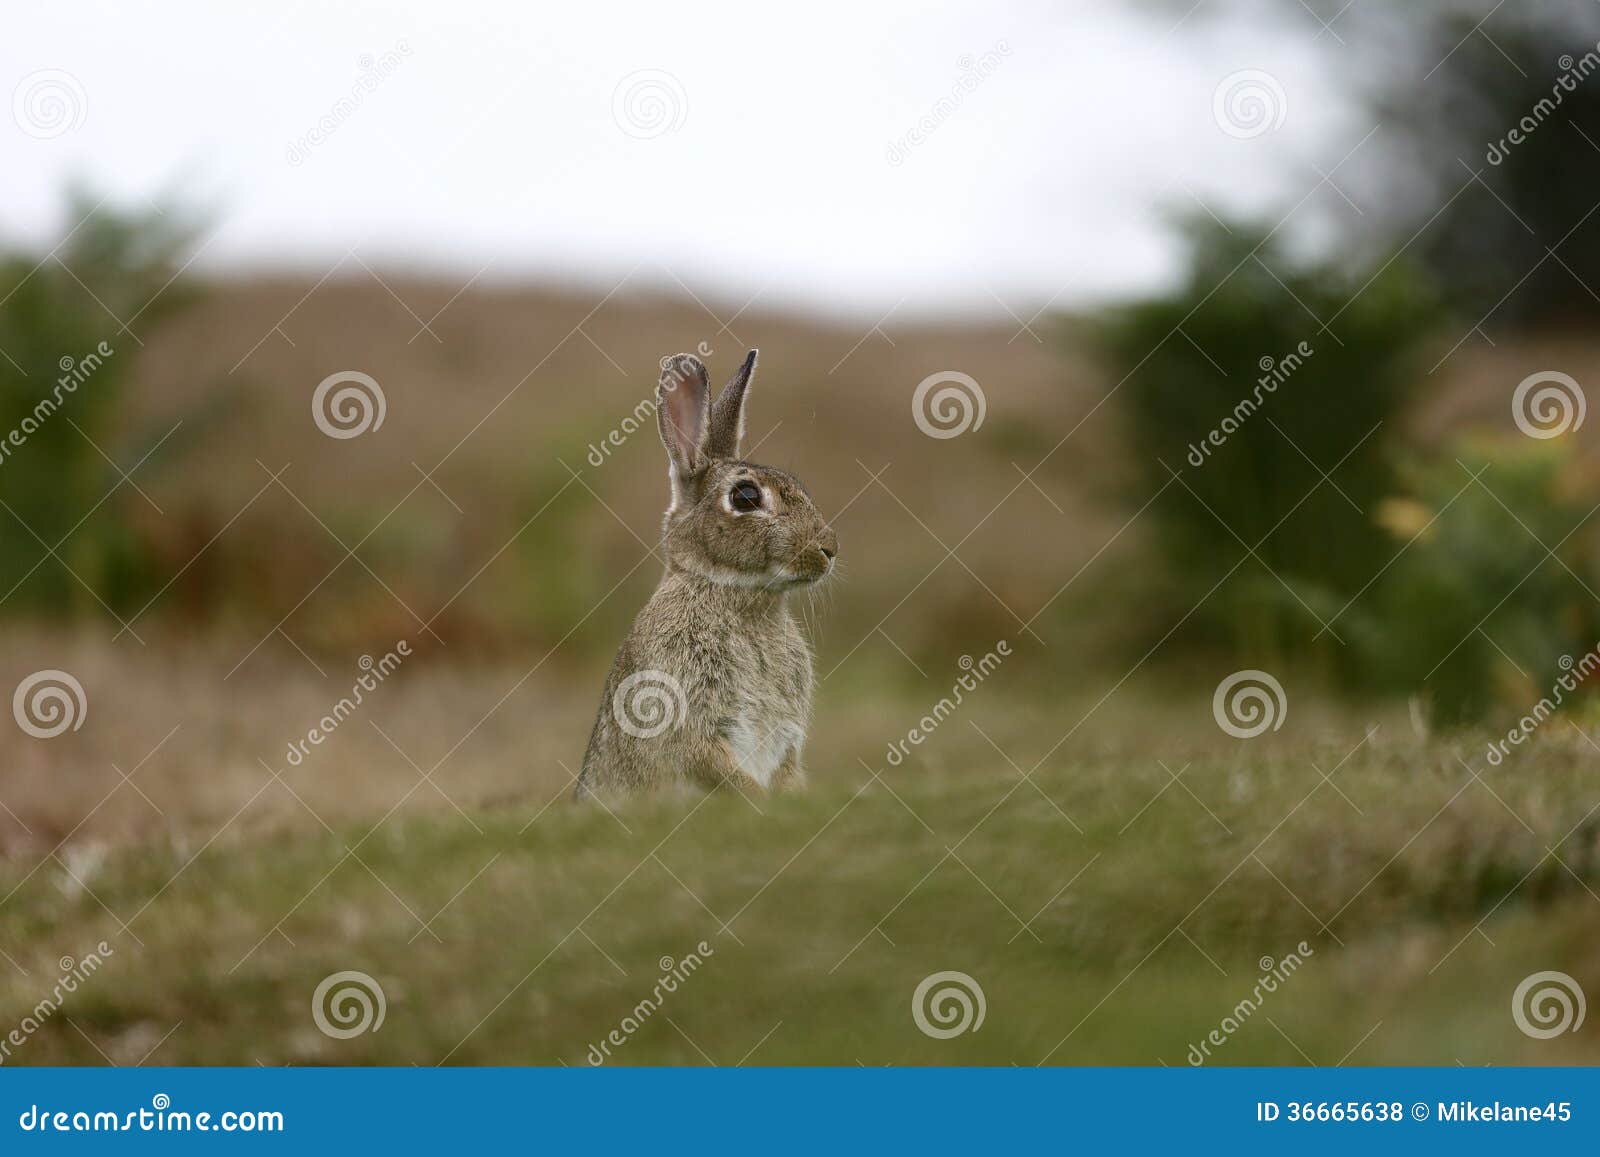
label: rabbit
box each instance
[576,350,837,797]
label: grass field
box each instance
[2,657,1598,1067]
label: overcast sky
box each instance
[3,0,1352,318]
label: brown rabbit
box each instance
[577,350,837,796]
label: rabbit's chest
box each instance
[724,714,804,787]
[709,628,810,786]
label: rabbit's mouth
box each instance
[776,545,836,586]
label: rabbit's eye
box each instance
[729,480,764,513]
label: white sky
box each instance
[3,0,1352,318]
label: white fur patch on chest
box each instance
[725,716,803,788]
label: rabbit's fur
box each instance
[577,350,837,797]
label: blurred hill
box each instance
[112,274,1119,668]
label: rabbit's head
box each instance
[654,350,837,588]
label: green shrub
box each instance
[0,191,202,614]
[1097,216,1436,667]
[1355,437,1600,728]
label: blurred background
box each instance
[3,0,1600,1066]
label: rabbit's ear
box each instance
[657,354,711,479]
[705,349,757,460]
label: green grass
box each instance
[2,729,1598,1067]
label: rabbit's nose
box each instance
[819,527,838,559]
